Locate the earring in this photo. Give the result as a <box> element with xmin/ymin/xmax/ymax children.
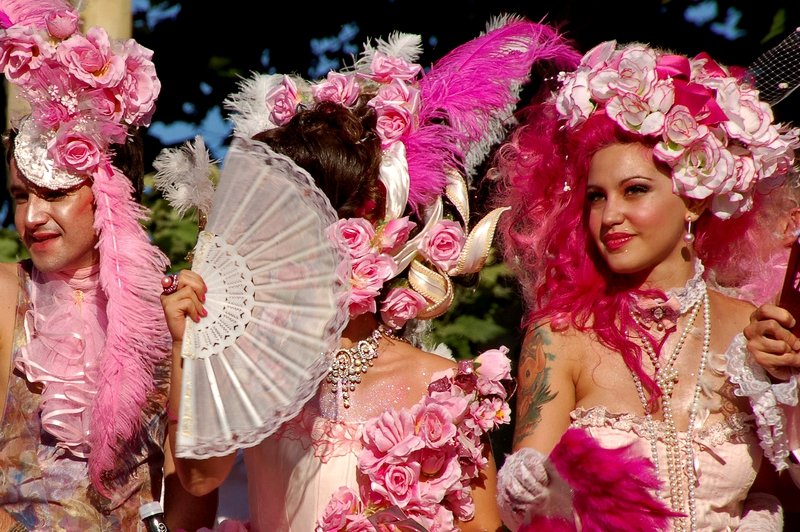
<box><xmin>684</xmin><ymin>216</ymin><xmax>695</xmax><ymax>245</ymax></box>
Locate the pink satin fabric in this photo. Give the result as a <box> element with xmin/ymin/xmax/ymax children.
<box><xmin>15</xmin><ymin>264</ymin><xmax>108</xmax><ymax>457</ymax></box>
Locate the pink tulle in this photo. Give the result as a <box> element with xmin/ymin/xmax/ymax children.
<box><xmin>88</xmin><ymin>161</ymin><xmax>170</xmax><ymax>493</ymax></box>
<box><xmin>547</xmin><ymin>427</ymin><xmax>679</xmax><ymax>532</ymax></box>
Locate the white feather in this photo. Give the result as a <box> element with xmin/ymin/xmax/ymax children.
<box><xmin>152</xmin><ymin>136</ymin><xmax>216</xmax><ymax>218</ymax></box>
<box><xmin>355</xmin><ymin>32</ymin><xmax>422</xmax><ymax>74</ymax></box>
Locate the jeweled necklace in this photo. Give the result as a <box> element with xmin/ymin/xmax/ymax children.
<box><xmin>629</xmin><ymin>279</ymin><xmax>710</xmax><ymax>532</ymax></box>
<box><xmin>327</xmin><ymin>325</ymin><xmax>399</xmax><ymax>408</ymax></box>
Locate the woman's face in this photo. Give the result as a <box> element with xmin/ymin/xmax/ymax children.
<box><xmin>586</xmin><ymin>143</ymin><xmax>692</xmax><ymax>280</ymax></box>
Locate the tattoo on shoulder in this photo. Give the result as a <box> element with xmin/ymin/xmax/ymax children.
<box><xmin>513</xmin><ymin>327</ymin><xmax>557</xmax><ymax>446</ymax></box>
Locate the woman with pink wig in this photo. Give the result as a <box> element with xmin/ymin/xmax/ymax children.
<box><xmin>492</xmin><ymin>39</ymin><xmax>800</xmax><ymax>531</ymax></box>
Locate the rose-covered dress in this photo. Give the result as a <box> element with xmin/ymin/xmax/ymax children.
<box><xmin>241</xmin><ymin>349</ymin><xmax>513</xmax><ymax>531</ymax></box>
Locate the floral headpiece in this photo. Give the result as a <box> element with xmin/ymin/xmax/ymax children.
<box><xmin>0</xmin><ymin>0</ymin><xmax>168</xmax><ymax>493</ymax></box>
<box><xmin>223</xmin><ymin>16</ymin><xmax>578</xmax><ymax>328</ymax></box>
<box><xmin>555</xmin><ymin>40</ymin><xmax>799</xmax><ymax>219</ymax></box>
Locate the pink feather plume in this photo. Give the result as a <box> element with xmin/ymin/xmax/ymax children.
<box><xmin>533</xmin><ymin>427</ymin><xmax>680</xmax><ymax>532</ymax></box>
<box><xmin>0</xmin><ymin>0</ymin><xmax>74</xmax><ymax>29</ymax></box>
<box><xmin>404</xmin><ymin>15</ymin><xmax>580</xmax><ymax>210</ymax></box>
<box><xmin>89</xmin><ymin>161</ymin><xmax>171</xmax><ymax>494</ymax></box>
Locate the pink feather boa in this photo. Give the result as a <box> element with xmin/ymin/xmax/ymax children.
<box><xmin>521</xmin><ymin>427</ymin><xmax>680</xmax><ymax>532</ymax></box>
<box><xmin>89</xmin><ymin>162</ymin><xmax>170</xmax><ymax>494</ymax></box>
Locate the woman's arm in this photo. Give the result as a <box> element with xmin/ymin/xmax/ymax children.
<box><xmin>512</xmin><ymin>324</ymin><xmax>577</xmax><ymax>453</ymax></box>
<box><xmin>162</xmin><ymin>270</ymin><xmax>237</xmax><ymax>496</ymax></box>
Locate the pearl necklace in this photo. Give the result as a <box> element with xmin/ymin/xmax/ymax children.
<box><xmin>326</xmin><ymin>325</ymin><xmax>398</xmax><ymax>408</ymax></box>
<box><xmin>629</xmin><ymin>288</ymin><xmax>710</xmax><ymax>532</ymax></box>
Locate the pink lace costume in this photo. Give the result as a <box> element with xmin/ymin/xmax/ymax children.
<box><xmin>240</xmin><ymin>349</ymin><xmax>513</xmax><ymax>532</ymax></box>
<box><xmin>570</xmin><ymin>407</ymin><xmax>759</xmax><ymax>530</ymax></box>
<box><xmin>0</xmin><ymin>263</ymin><xmax>169</xmax><ymax>531</ymax></box>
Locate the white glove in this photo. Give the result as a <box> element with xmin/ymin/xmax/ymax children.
<box><xmin>496</xmin><ymin>447</ymin><xmax>575</xmax><ymax>531</ymax></box>
<box><xmin>737</xmin><ymin>492</ymin><xmax>783</xmax><ymax>531</ymax></box>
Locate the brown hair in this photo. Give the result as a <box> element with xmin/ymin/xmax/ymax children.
<box><xmin>252</xmin><ymin>100</ymin><xmax>384</xmax><ymax>220</ymax></box>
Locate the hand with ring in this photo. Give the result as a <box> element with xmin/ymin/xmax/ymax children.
<box><xmin>160</xmin><ymin>271</ymin><xmax>207</xmax><ymax>342</ymax></box>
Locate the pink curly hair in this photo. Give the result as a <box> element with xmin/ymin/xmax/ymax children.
<box><xmin>492</xmin><ymin>102</ymin><xmax>794</xmax><ymax>400</ymax></box>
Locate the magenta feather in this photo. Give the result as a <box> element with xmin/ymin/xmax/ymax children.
<box><xmin>0</xmin><ymin>0</ymin><xmax>73</xmax><ymax>29</ymax></box>
<box><xmin>547</xmin><ymin>427</ymin><xmax>680</xmax><ymax>532</ymax></box>
<box><xmin>404</xmin><ymin>16</ymin><xmax>580</xmax><ymax>210</ymax></box>
<box><xmin>89</xmin><ymin>161</ymin><xmax>171</xmax><ymax>494</ymax></box>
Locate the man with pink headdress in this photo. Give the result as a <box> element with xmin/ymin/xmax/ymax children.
<box><xmin>0</xmin><ymin>2</ymin><xmax>177</xmax><ymax>530</ymax></box>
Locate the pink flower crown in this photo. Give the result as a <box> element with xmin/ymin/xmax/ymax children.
<box><xmin>555</xmin><ymin>40</ymin><xmax>799</xmax><ymax>219</ymax></box>
<box><xmin>225</xmin><ymin>17</ymin><xmax>579</xmax><ymax>327</ymax></box>
<box><xmin>0</xmin><ymin>1</ymin><xmax>160</xmax><ymax>189</ymax></box>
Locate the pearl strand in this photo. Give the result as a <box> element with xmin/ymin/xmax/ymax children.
<box><xmin>629</xmin><ymin>289</ymin><xmax>710</xmax><ymax>532</ymax></box>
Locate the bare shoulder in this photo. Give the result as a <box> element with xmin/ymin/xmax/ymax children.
<box><xmin>0</xmin><ymin>262</ymin><xmax>18</xmax><ymax>290</ymax></box>
<box><xmin>0</xmin><ymin>262</ymin><xmax>19</xmax><ymax>405</ymax></box>
<box><xmin>709</xmin><ymin>288</ymin><xmax>755</xmax><ymax>330</ymax></box>
<box><xmin>0</xmin><ymin>262</ymin><xmax>19</xmax><ymax>322</ymax></box>
<box><xmin>521</xmin><ymin>320</ymin><xmax>588</xmax><ymax>366</ymax></box>
<box><xmin>708</xmin><ymin>290</ymin><xmax>756</xmax><ymax>348</ymax></box>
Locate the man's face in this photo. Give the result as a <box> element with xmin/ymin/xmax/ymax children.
<box><xmin>9</xmin><ymin>157</ymin><xmax>99</xmax><ymax>272</ymax></box>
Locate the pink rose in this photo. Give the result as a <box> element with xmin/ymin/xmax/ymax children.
<box><xmin>374</xmin><ymin>79</ymin><xmax>420</xmax><ymax>109</ymax></box>
<box><xmin>420</xmin><ymin>220</ymin><xmax>465</xmax><ymax>273</ymax></box>
<box><xmin>376</xmin><ymin>217</ymin><xmax>416</xmax><ymax>253</ymax></box>
<box><xmin>607</xmin><ymin>46</ymin><xmax>658</xmax><ymax>98</ymax></box>
<box><xmin>351</xmin><ymin>253</ymin><xmax>395</xmax><ymax>293</ymax></box>
<box><xmin>83</xmin><ymin>88</ymin><xmax>124</xmax><ymax>123</ymax></box>
<box><xmin>372</xmin><ymin>462</ymin><xmax>420</xmax><ymax>508</ymax></box>
<box><xmin>669</xmin><ymin>133</ymin><xmax>735</xmax><ymax>200</ymax></box>
<box><xmin>369</xmin><ymin>51</ymin><xmax>422</xmax><ymax>82</ymax></box>
<box><xmin>373</xmin><ymin>101</ymin><xmax>414</xmax><ymax>146</ymax></box>
<box><xmin>265</xmin><ymin>75</ymin><xmax>301</xmax><ymax>126</ymax></box>
<box><xmin>311</xmin><ymin>71</ymin><xmax>360</xmax><ymax>107</ymax></box>
<box><xmin>57</xmin><ymin>27</ymin><xmax>125</xmax><ymax>88</ymax></box>
<box><xmin>475</xmin><ymin>347</ymin><xmax>511</xmax><ymax>393</ymax></box>
<box><xmin>445</xmin><ymin>485</ymin><xmax>475</xmax><ymax>521</ymax></box>
<box><xmin>32</xmin><ymin>99</ymin><xmax>73</xmax><ymax>130</ymax></box>
<box><xmin>654</xmin><ymin>105</ymin><xmax>709</xmax><ymax>162</ymax></box>
<box><xmin>119</xmin><ymin>39</ymin><xmax>160</xmax><ymax>126</ymax></box>
<box><xmin>605</xmin><ymin>85</ymin><xmax>670</xmax><ymax>136</ymax></box>
<box><xmin>579</xmin><ymin>40</ymin><xmax>618</xmax><ymax>70</ymax></box>
<box><xmin>417</xmin><ymin>449</ymin><xmax>462</xmax><ymax>504</ymax></box>
<box><xmin>0</xmin><ymin>28</ymin><xmax>52</xmax><ymax>84</ymax></box>
<box><xmin>555</xmin><ymin>68</ymin><xmax>593</xmax><ymax>127</ymax></box>
<box><xmin>328</xmin><ymin>218</ymin><xmax>376</xmax><ymax>258</ymax></box>
<box><xmin>411</xmin><ymin>402</ymin><xmax>456</xmax><ymax>448</ymax></box>
<box><xmin>317</xmin><ymin>486</ymin><xmax>362</xmax><ymax>531</ymax></box>
<box><xmin>360</xmin><ymin>409</ymin><xmax>424</xmax><ymax>471</ymax></box>
<box><xmin>380</xmin><ymin>288</ymin><xmax>426</xmax><ymax>329</ymax></box>
<box><xmin>348</xmin><ymin>287</ymin><xmax>378</xmax><ymax>318</ymax></box>
<box><xmin>50</xmin><ymin>129</ymin><xmax>103</xmax><ymax>174</ymax></box>
<box><xmin>45</xmin><ymin>9</ymin><xmax>79</xmax><ymax>40</ymax></box>
<box><xmin>718</xmin><ymin>82</ymin><xmax>777</xmax><ymax>147</ymax></box>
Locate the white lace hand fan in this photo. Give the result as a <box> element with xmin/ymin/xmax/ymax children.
<box><xmin>171</xmin><ymin>137</ymin><xmax>349</xmax><ymax>458</ymax></box>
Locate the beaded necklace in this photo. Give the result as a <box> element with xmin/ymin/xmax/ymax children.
<box><xmin>629</xmin><ymin>273</ymin><xmax>710</xmax><ymax>532</ymax></box>
<box><xmin>326</xmin><ymin>325</ymin><xmax>402</xmax><ymax>408</ymax></box>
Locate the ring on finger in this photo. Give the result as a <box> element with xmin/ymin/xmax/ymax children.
<box><xmin>161</xmin><ymin>273</ymin><xmax>179</xmax><ymax>295</ymax></box>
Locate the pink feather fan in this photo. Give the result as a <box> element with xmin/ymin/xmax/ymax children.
<box><xmin>404</xmin><ymin>15</ymin><xmax>580</xmax><ymax>210</ymax></box>
<box><xmin>521</xmin><ymin>427</ymin><xmax>680</xmax><ymax>532</ymax></box>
